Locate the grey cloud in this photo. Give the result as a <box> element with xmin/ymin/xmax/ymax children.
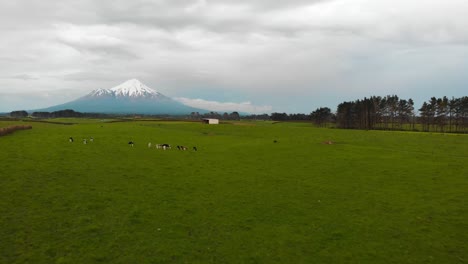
<box><xmin>61</xmin><ymin>71</ymin><xmax>119</xmax><ymax>82</ymax></box>
<box><xmin>1</xmin><ymin>0</ymin><xmax>468</xmax><ymax>113</ymax></box>
<box><xmin>55</xmin><ymin>25</ymin><xmax>140</xmax><ymax>60</ymax></box>
<box><xmin>174</xmin><ymin>97</ymin><xmax>273</xmax><ymax>114</ymax></box>
<box><xmin>2</xmin><ymin>0</ymin><xmax>467</xmax><ymax>44</ymax></box>
<box><xmin>15</xmin><ymin>74</ymin><xmax>39</xmax><ymax>80</ymax></box>
<box><xmin>216</xmin><ymin>0</ymin><xmax>330</xmax><ymax>10</ymax></box>
<box><xmin>0</xmin><ymin>0</ymin><xmax>97</xmax><ymax>29</ymax></box>
<box><xmin>73</xmin><ymin>44</ymin><xmax>140</xmax><ymax>60</ymax></box>
<box><xmin>3</xmin><ymin>74</ymin><xmax>39</xmax><ymax>81</ymax></box>
<box><xmin>90</xmin><ymin>0</ymin><xmax>330</xmax><ymax>34</ymax></box>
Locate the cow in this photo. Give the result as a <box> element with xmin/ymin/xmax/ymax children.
<box><xmin>69</xmin><ymin>137</ymin><xmax>74</xmax><ymax>143</ymax></box>
<box><xmin>148</xmin><ymin>142</ymin><xmax>152</xmax><ymax>148</ymax></box>
<box><xmin>128</xmin><ymin>141</ymin><xmax>134</xmax><ymax>147</ymax></box>
<box><xmin>156</xmin><ymin>143</ymin><xmax>170</xmax><ymax>150</ymax></box>
<box><xmin>162</xmin><ymin>144</ymin><xmax>170</xmax><ymax>150</ymax></box>
<box><xmin>193</xmin><ymin>146</ymin><xmax>197</xmax><ymax>151</ymax></box>
<box><xmin>83</xmin><ymin>139</ymin><xmax>87</xmax><ymax>144</ymax></box>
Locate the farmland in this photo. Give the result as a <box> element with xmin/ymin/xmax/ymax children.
<box><xmin>1</xmin><ymin>119</ymin><xmax>467</xmax><ymax>263</ymax></box>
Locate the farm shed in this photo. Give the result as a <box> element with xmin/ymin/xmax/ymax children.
<box><xmin>202</xmin><ymin>118</ymin><xmax>219</xmax><ymax>124</ymax></box>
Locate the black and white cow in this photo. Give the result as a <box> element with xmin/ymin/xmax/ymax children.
<box><xmin>161</xmin><ymin>143</ymin><xmax>170</xmax><ymax>150</ymax></box>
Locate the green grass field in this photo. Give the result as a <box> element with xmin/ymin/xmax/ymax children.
<box><xmin>1</xmin><ymin>119</ymin><xmax>467</xmax><ymax>263</ymax></box>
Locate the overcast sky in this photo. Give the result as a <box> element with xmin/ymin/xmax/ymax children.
<box><xmin>1</xmin><ymin>0</ymin><xmax>467</xmax><ymax>113</ymax></box>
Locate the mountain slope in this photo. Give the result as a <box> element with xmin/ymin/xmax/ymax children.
<box><xmin>35</xmin><ymin>79</ymin><xmax>208</xmax><ymax>115</ymax></box>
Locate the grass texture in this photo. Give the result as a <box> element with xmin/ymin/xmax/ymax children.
<box><xmin>0</xmin><ymin>119</ymin><xmax>467</xmax><ymax>263</ymax></box>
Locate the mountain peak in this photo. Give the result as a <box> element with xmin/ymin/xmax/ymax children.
<box><xmin>110</xmin><ymin>79</ymin><xmax>159</xmax><ymax>98</ymax></box>
<box><xmin>34</xmin><ymin>79</ymin><xmax>210</xmax><ymax>114</ymax></box>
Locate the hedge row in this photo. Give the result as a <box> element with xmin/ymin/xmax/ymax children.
<box><xmin>0</xmin><ymin>125</ymin><xmax>32</xmax><ymax>136</ymax></box>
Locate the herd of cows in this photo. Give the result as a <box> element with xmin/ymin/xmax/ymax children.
<box><xmin>68</xmin><ymin>137</ymin><xmax>198</xmax><ymax>151</ymax></box>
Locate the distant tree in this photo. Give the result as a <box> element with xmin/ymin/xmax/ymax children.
<box><xmin>334</xmin><ymin>94</ymin><xmax>465</xmax><ymax>133</ymax></box>
<box><xmin>51</xmin><ymin>109</ymin><xmax>82</xmax><ymax>118</ymax></box>
<box><xmin>242</xmin><ymin>114</ymin><xmax>270</xmax><ymax>120</ymax></box>
<box><xmin>452</xmin><ymin>97</ymin><xmax>464</xmax><ymax>132</ymax></box>
<box><xmin>203</xmin><ymin>112</ymin><xmax>221</xmax><ymax>119</ymax></box>
<box><xmin>418</xmin><ymin>102</ymin><xmax>430</xmax><ymax>131</ymax></box>
<box><xmin>458</xmin><ymin>96</ymin><xmax>468</xmax><ymax>133</ymax></box>
<box><xmin>229</xmin><ymin>112</ymin><xmax>240</xmax><ymax>120</ymax></box>
<box><xmin>32</xmin><ymin>112</ymin><xmax>51</xmax><ymax>118</ymax></box>
<box><xmin>408</xmin><ymin>99</ymin><xmax>415</xmax><ymax>130</ymax></box>
<box><xmin>435</xmin><ymin>96</ymin><xmax>449</xmax><ymax>132</ymax></box>
<box><xmin>310</xmin><ymin>107</ymin><xmax>332</xmax><ymax>127</ymax></box>
<box><xmin>336</xmin><ymin>95</ymin><xmax>414</xmax><ymax>130</ymax></box>
<box><xmin>270</xmin><ymin>112</ymin><xmax>288</xmax><ymax>121</ymax></box>
<box><xmin>448</xmin><ymin>97</ymin><xmax>458</xmax><ymax>132</ymax></box>
<box><xmin>10</xmin><ymin>110</ymin><xmax>28</xmax><ymax>118</ymax></box>
<box><xmin>288</xmin><ymin>113</ymin><xmax>310</xmax><ymax>121</ymax></box>
<box><xmin>190</xmin><ymin>112</ymin><xmax>200</xmax><ymax>120</ymax></box>
<box><xmin>428</xmin><ymin>97</ymin><xmax>438</xmax><ymax>131</ymax></box>
<box><xmin>396</xmin><ymin>99</ymin><xmax>415</xmax><ymax>129</ymax></box>
<box><xmin>336</xmin><ymin>102</ymin><xmax>356</xmax><ymax>129</ymax></box>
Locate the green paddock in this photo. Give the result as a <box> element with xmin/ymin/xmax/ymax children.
<box><xmin>1</xmin><ymin>119</ymin><xmax>467</xmax><ymax>263</ymax></box>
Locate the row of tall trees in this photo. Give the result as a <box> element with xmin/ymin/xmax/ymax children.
<box><xmin>9</xmin><ymin>109</ymin><xmax>106</xmax><ymax>118</ymax></box>
<box><xmin>335</xmin><ymin>95</ymin><xmax>467</xmax><ymax>132</ymax></box>
<box><xmin>31</xmin><ymin>109</ymin><xmax>84</xmax><ymax>118</ymax></box>
<box><xmin>10</xmin><ymin>110</ymin><xmax>29</xmax><ymax>118</ymax></box>
<box><xmin>336</xmin><ymin>95</ymin><xmax>414</xmax><ymax>130</ymax></box>
<box><xmin>310</xmin><ymin>107</ymin><xmax>333</xmax><ymax>127</ymax></box>
<box><xmin>419</xmin><ymin>96</ymin><xmax>468</xmax><ymax>132</ymax></box>
<box><xmin>270</xmin><ymin>113</ymin><xmax>311</xmax><ymax>121</ymax></box>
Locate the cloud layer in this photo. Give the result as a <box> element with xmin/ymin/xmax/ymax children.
<box><xmin>1</xmin><ymin>0</ymin><xmax>467</xmax><ymax>112</ymax></box>
<box><xmin>174</xmin><ymin>97</ymin><xmax>272</xmax><ymax>114</ymax></box>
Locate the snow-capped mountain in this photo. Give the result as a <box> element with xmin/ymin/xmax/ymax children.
<box><xmin>35</xmin><ymin>79</ymin><xmax>208</xmax><ymax>115</ymax></box>
<box><xmin>110</xmin><ymin>79</ymin><xmax>161</xmax><ymax>98</ymax></box>
<box><xmin>82</xmin><ymin>79</ymin><xmax>168</xmax><ymax>100</ymax></box>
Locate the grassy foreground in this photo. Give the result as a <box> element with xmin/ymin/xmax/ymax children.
<box><xmin>0</xmin><ymin>119</ymin><xmax>467</xmax><ymax>263</ymax></box>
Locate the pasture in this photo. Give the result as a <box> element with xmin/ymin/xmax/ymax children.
<box><xmin>0</xmin><ymin>119</ymin><xmax>467</xmax><ymax>263</ymax></box>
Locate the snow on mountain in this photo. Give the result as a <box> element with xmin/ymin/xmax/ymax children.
<box><xmin>34</xmin><ymin>79</ymin><xmax>209</xmax><ymax>115</ymax></box>
<box><xmin>84</xmin><ymin>79</ymin><xmax>167</xmax><ymax>99</ymax></box>
<box><xmin>87</xmin><ymin>88</ymin><xmax>114</xmax><ymax>97</ymax></box>
<box><xmin>109</xmin><ymin>79</ymin><xmax>161</xmax><ymax>98</ymax></box>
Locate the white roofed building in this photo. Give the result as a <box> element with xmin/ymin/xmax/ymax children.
<box><xmin>202</xmin><ymin>118</ymin><xmax>219</xmax><ymax>124</ymax></box>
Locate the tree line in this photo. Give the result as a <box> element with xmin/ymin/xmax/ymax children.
<box><xmin>334</xmin><ymin>95</ymin><xmax>467</xmax><ymax>133</ymax></box>
<box><xmin>418</xmin><ymin>96</ymin><xmax>468</xmax><ymax>132</ymax></box>
<box><xmin>8</xmin><ymin>95</ymin><xmax>468</xmax><ymax>133</ymax></box>
<box><xmin>10</xmin><ymin>109</ymin><xmax>108</xmax><ymax>119</ymax></box>
<box><xmin>189</xmin><ymin>111</ymin><xmax>241</xmax><ymax>120</ymax></box>
<box><xmin>335</xmin><ymin>95</ymin><xmax>415</xmax><ymax>130</ymax></box>
<box><xmin>253</xmin><ymin>95</ymin><xmax>467</xmax><ymax>133</ymax></box>
<box><xmin>9</xmin><ymin>109</ymin><xmax>243</xmax><ymax>120</ymax></box>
